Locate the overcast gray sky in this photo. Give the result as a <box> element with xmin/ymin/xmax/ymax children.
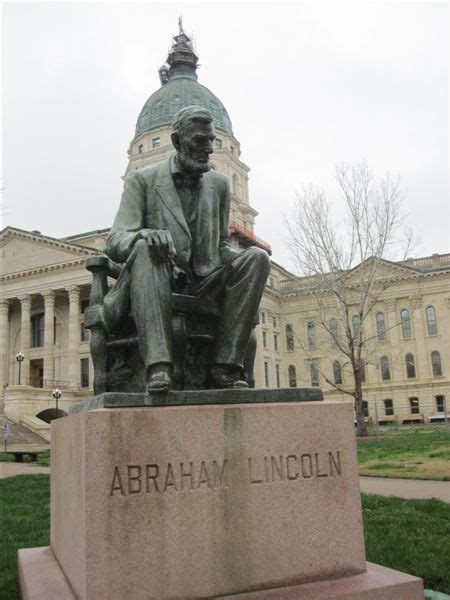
<box><xmin>2</xmin><ymin>2</ymin><xmax>448</xmax><ymax>268</ymax></box>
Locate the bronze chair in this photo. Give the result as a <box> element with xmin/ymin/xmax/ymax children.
<box><xmin>84</xmin><ymin>256</ymin><xmax>256</xmax><ymax>394</ymax></box>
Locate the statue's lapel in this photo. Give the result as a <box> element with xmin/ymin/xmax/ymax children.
<box><xmin>156</xmin><ymin>162</ymin><xmax>191</xmax><ymax>239</ymax></box>
<box><xmin>196</xmin><ymin>177</ymin><xmax>214</xmax><ymax>245</ymax></box>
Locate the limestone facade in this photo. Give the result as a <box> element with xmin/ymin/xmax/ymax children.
<box><xmin>2</xmin><ymin>223</ymin><xmax>448</xmax><ymax>427</ymax></box>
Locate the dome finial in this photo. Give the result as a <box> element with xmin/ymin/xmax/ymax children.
<box><xmin>178</xmin><ymin>15</ymin><xmax>184</xmax><ymax>36</ymax></box>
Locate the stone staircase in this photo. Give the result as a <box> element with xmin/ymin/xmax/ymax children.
<box><xmin>1</xmin><ymin>416</ymin><xmax>50</xmax><ymax>450</ymax></box>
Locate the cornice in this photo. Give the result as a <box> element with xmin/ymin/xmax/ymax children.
<box><xmin>0</xmin><ymin>227</ymin><xmax>99</xmax><ymax>255</ymax></box>
<box><xmin>1</xmin><ymin>258</ymin><xmax>89</xmax><ymax>281</ymax></box>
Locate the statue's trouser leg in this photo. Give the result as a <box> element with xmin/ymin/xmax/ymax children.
<box><xmin>129</xmin><ymin>239</ymin><xmax>172</xmax><ymax>369</ymax></box>
<box><xmin>212</xmin><ymin>247</ymin><xmax>270</xmax><ymax>369</ymax></box>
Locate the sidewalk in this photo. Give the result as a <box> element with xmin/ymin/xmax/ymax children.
<box><xmin>0</xmin><ymin>462</ymin><xmax>50</xmax><ymax>478</ymax></box>
<box><xmin>360</xmin><ymin>476</ymin><xmax>450</xmax><ymax>503</ymax></box>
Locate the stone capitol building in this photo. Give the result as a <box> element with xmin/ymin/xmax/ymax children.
<box><xmin>1</xmin><ymin>27</ymin><xmax>449</xmax><ymax>439</ymax></box>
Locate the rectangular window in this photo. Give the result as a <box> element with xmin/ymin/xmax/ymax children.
<box><xmin>264</xmin><ymin>362</ymin><xmax>269</xmax><ymax>387</ymax></box>
<box><xmin>30</xmin><ymin>313</ymin><xmax>45</xmax><ymax>348</ymax></box>
<box><xmin>274</xmin><ymin>334</ymin><xmax>278</xmax><ymax>351</ymax></box>
<box><xmin>276</xmin><ymin>364</ymin><xmax>280</xmax><ymax>388</ymax></box>
<box><xmin>80</xmin><ymin>299</ymin><xmax>90</xmax><ymax>314</ymax></box>
<box><xmin>152</xmin><ymin>138</ymin><xmax>160</xmax><ymax>149</ymax></box>
<box><xmin>80</xmin><ymin>321</ymin><xmax>89</xmax><ymax>342</ymax></box>
<box><xmin>80</xmin><ymin>358</ymin><xmax>90</xmax><ymax>389</ymax></box>
<box><xmin>273</xmin><ymin>316</ymin><xmax>277</xmax><ymax>328</ymax></box>
<box><xmin>138</xmin><ymin>144</ymin><xmax>144</xmax><ymax>154</ymax></box>
<box><xmin>263</xmin><ymin>331</ymin><xmax>267</xmax><ymax>348</ymax></box>
<box><xmin>384</xmin><ymin>399</ymin><xmax>394</xmax><ymax>416</ymax></box>
<box><xmin>409</xmin><ymin>397</ymin><xmax>420</xmax><ymax>415</ymax></box>
<box><xmin>214</xmin><ymin>138</ymin><xmax>222</xmax><ymax>149</ymax></box>
<box><xmin>261</xmin><ymin>311</ymin><xmax>265</xmax><ymax>324</ymax></box>
<box><xmin>435</xmin><ymin>395</ymin><xmax>445</xmax><ymax>413</ymax></box>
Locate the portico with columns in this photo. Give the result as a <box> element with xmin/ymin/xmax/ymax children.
<box><xmin>0</xmin><ymin>228</ymin><xmax>98</xmax><ymax>423</ymax></box>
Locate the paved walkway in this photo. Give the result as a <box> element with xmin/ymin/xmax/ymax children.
<box><xmin>0</xmin><ymin>462</ymin><xmax>50</xmax><ymax>478</ymax></box>
<box><xmin>360</xmin><ymin>476</ymin><xmax>450</xmax><ymax>502</ymax></box>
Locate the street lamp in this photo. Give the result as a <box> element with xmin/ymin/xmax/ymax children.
<box><xmin>52</xmin><ymin>387</ymin><xmax>62</xmax><ymax>419</ymax></box>
<box><xmin>15</xmin><ymin>351</ymin><xmax>24</xmax><ymax>385</ymax></box>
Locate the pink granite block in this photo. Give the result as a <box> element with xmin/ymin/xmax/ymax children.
<box><xmin>18</xmin><ymin>547</ymin><xmax>75</xmax><ymax>600</ymax></box>
<box><xmin>50</xmin><ymin>401</ymin><xmax>368</xmax><ymax>599</ymax></box>
<box><xmin>18</xmin><ymin>549</ymin><xmax>424</xmax><ymax>600</ymax></box>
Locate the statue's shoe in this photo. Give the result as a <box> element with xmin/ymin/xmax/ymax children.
<box><xmin>210</xmin><ymin>366</ymin><xmax>249</xmax><ymax>389</ymax></box>
<box><xmin>146</xmin><ymin>371</ymin><xmax>171</xmax><ymax>393</ymax></box>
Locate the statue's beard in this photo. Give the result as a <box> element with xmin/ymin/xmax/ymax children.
<box><xmin>178</xmin><ymin>147</ymin><xmax>211</xmax><ymax>175</ymax></box>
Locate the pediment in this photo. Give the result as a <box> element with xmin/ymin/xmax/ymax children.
<box><xmin>0</xmin><ymin>228</ymin><xmax>97</xmax><ymax>276</ymax></box>
<box><xmin>346</xmin><ymin>257</ymin><xmax>420</xmax><ymax>285</ymax></box>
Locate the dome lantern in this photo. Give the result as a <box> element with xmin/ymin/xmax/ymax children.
<box><xmin>134</xmin><ymin>20</ymin><xmax>233</xmax><ymax>138</ymax></box>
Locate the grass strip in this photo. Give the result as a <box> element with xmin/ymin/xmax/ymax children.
<box><xmin>358</xmin><ymin>427</ymin><xmax>450</xmax><ymax>480</ymax></box>
<box><xmin>363</xmin><ymin>493</ymin><xmax>450</xmax><ymax>594</ymax></box>
<box><xmin>0</xmin><ymin>475</ymin><xmax>50</xmax><ymax>600</ymax></box>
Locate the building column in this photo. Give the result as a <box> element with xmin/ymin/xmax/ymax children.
<box><xmin>0</xmin><ymin>299</ymin><xmax>10</xmax><ymax>412</ymax></box>
<box><xmin>43</xmin><ymin>290</ymin><xmax>55</xmax><ymax>386</ymax></box>
<box><xmin>67</xmin><ymin>286</ymin><xmax>80</xmax><ymax>389</ymax></box>
<box><xmin>19</xmin><ymin>295</ymin><xmax>31</xmax><ymax>385</ymax></box>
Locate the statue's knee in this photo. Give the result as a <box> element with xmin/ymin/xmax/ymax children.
<box><xmin>246</xmin><ymin>246</ymin><xmax>270</xmax><ymax>271</ymax></box>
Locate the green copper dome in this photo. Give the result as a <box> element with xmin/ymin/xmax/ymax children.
<box><xmin>134</xmin><ymin>27</ymin><xmax>233</xmax><ymax>138</ymax></box>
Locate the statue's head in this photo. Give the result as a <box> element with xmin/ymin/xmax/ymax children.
<box><xmin>171</xmin><ymin>106</ymin><xmax>215</xmax><ymax>174</ymax></box>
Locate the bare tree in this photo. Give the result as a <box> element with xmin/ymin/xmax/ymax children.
<box><xmin>286</xmin><ymin>161</ymin><xmax>412</xmax><ymax>436</ymax></box>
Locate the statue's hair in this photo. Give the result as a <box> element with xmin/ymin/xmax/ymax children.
<box><xmin>172</xmin><ymin>105</ymin><xmax>213</xmax><ymax>138</ymax></box>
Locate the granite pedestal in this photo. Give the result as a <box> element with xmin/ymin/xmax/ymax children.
<box><xmin>18</xmin><ymin>391</ymin><xmax>424</xmax><ymax>599</ymax></box>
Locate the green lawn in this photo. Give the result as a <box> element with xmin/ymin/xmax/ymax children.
<box><xmin>358</xmin><ymin>426</ymin><xmax>450</xmax><ymax>480</ymax></box>
<box><xmin>0</xmin><ymin>475</ymin><xmax>50</xmax><ymax>600</ymax></box>
<box><xmin>1</xmin><ymin>474</ymin><xmax>449</xmax><ymax>598</ymax></box>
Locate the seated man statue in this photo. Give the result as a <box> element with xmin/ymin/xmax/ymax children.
<box><xmin>106</xmin><ymin>105</ymin><xmax>270</xmax><ymax>392</ymax></box>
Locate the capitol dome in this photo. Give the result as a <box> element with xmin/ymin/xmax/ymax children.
<box><xmin>134</xmin><ymin>26</ymin><xmax>233</xmax><ymax>137</ymax></box>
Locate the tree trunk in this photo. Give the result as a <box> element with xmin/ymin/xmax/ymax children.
<box><xmin>354</xmin><ymin>376</ymin><xmax>368</xmax><ymax>437</ymax></box>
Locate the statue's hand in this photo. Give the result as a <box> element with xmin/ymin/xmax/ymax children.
<box><xmin>138</xmin><ymin>229</ymin><xmax>176</xmax><ymax>264</ymax></box>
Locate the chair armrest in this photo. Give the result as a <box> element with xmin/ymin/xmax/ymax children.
<box><xmin>85</xmin><ymin>256</ymin><xmax>122</xmax><ymax>307</ymax></box>
<box><xmin>85</xmin><ymin>256</ymin><xmax>122</xmax><ymax>279</ymax></box>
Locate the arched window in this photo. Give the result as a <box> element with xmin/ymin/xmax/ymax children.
<box><xmin>400</xmin><ymin>309</ymin><xmax>411</xmax><ymax>339</ymax></box>
<box><xmin>380</xmin><ymin>356</ymin><xmax>391</xmax><ymax>381</ymax></box>
<box><xmin>384</xmin><ymin>399</ymin><xmax>394</xmax><ymax>416</ymax></box>
<box><xmin>435</xmin><ymin>395</ymin><xmax>445</xmax><ymax>413</ymax></box>
<box><xmin>310</xmin><ymin>363</ymin><xmax>319</xmax><ymax>386</ymax></box>
<box><xmin>352</xmin><ymin>315</ymin><xmax>361</xmax><ymax>342</ymax></box>
<box><xmin>333</xmin><ymin>361</ymin><xmax>342</xmax><ymax>384</ymax></box>
<box><xmin>307</xmin><ymin>322</ymin><xmax>316</xmax><ymax>349</ymax></box>
<box><xmin>431</xmin><ymin>351</ymin><xmax>442</xmax><ymax>377</ymax></box>
<box><xmin>405</xmin><ymin>353</ymin><xmax>416</xmax><ymax>378</ymax></box>
<box><xmin>285</xmin><ymin>324</ymin><xmax>295</xmax><ymax>351</ymax></box>
<box><xmin>409</xmin><ymin>397</ymin><xmax>420</xmax><ymax>414</ymax></box>
<box><xmin>358</xmin><ymin>358</ymin><xmax>366</xmax><ymax>383</ymax></box>
<box><xmin>329</xmin><ymin>318</ymin><xmax>338</xmax><ymax>346</ymax></box>
<box><xmin>426</xmin><ymin>306</ymin><xmax>437</xmax><ymax>336</ymax></box>
<box><xmin>288</xmin><ymin>365</ymin><xmax>297</xmax><ymax>387</ymax></box>
<box><xmin>376</xmin><ymin>313</ymin><xmax>386</xmax><ymax>341</ymax></box>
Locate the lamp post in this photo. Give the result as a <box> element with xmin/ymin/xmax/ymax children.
<box><xmin>52</xmin><ymin>387</ymin><xmax>62</xmax><ymax>419</ymax></box>
<box><xmin>15</xmin><ymin>351</ymin><xmax>24</xmax><ymax>385</ymax></box>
